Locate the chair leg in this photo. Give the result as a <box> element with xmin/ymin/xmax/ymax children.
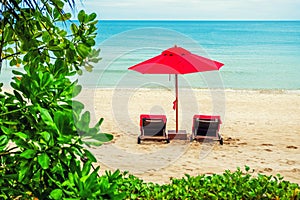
<box><xmin>190</xmin><ymin>134</ymin><xmax>194</xmax><ymax>142</ymax></box>
<box><xmin>219</xmin><ymin>137</ymin><xmax>223</xmax><ymax>145</ymax></box>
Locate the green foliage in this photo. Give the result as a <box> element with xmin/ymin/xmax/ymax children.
<box><xmin>109</xmin><ymin>167</ymin><xmax>300</xmax><ymax>200</ymax></box>
<box><xmin>0</xmin><ymin>1</ymin><xmax>99</xmax><ymax>73</ymax></box>
<box><xmin>0</xmin><ymin>0</ymin><xmax>115</xmax><ymax>199</ymax></box>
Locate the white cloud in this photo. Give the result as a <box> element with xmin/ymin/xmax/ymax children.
<box><xmin>69</xmin><ymin>0</ymin><xmax>300</xmax><ymax>20</ymax></box>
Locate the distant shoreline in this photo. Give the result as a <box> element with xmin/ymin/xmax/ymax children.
<box><xmin>99</xmin><ymin>19</ymin><xmax>300</xmax><ymax>22</ymax></box>
<box><xmin>73</xmin><ymin>86</ymin><xmax>300</xmax><ymax>93</ymax></box>
<box><xmin>2</xmin><ymin>86</ymin><xmax>300</xmax><ymax>94</ymax></box>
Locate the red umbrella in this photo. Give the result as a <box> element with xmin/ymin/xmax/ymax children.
<box><xmin>128</xmin><ymin>46</ymin><xmax>224</xmax><ymax>133</ymax></box>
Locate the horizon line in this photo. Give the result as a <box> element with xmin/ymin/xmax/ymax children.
<box><xmin>97</xmin><ymin>19</ymin><xmax>300</xmax><ymax>21</ymax></box>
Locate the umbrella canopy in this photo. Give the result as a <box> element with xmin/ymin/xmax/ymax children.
<box><xmin>128</xmin><ymin>46</ymin><xmax>224</xmax><ymax>74</ymax></box>
<box><xmin>128</xmin><ymin>46</ymin><xmax>224</xmax><ymax>132</ymax></box>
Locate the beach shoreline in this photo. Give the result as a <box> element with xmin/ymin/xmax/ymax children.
<box><xmin>72</xmin><ymin>87</ymin><xmax>300</xmax><ymax>184</ymax></box>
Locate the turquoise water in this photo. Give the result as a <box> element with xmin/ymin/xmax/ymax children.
<box><xmin>1</xmin><ymin>20</ymin><xmax>300</xmax><ymax>90</ymax></box>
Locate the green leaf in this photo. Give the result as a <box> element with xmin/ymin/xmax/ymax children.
<box><xmin>68</xmin><ymin>172</ymin><xmax>75</xmax><ymax>185</ymax></box>
<box><xmin>72</xmin><ymin>85</ymin><xmax>82</xmax><ymax>97</ymax></box>
<box><xmin>49</xmin><ymin>45</ymin><xmax>63</xmax><ymax>51</ymax></box>
<box><xmin>71</xmin><ymin>23</ymin><xmax>78</xmax><ymax>34</ymax></box>
<box><xmin>4</xmin><ymin>28</ymin><xmax>13</xmax><ymax>41</ymax></box>
<box><xmin>41</xmin><ymin>72</ymin><xmax>52</xmax><ymax>88</ymax></box>
<box><xmin>50</xmin><ymin>189</ymin><xmax>63</xmax><ymax>199</ymax></box>
<box><xmin>83</xmin><ymin>149</ymin><xmax>97</xmax><ymax>162</ymax></box>
<box><xmin>82</xmin><ymin>141</ymin><xmax>101</xmax><ymax>147</ymax></box>
<box><xmin>78</xmin><ymin>10</ymin><xmax>86</xmax><ymax>23</ymax></box>
<box><xmin>76</xmin><ymin>43</ymin><xmax>91</xmax><ymax>58</ymax></box>
<box><xmin>59</xmin><ymin>13</ymin><xmax>71</xmax><ymax>21</ymax></box>
<box><xmin>38</xmin><ymin>153</ymin><xmax>50</xmax><ymax>169</ymax></box>
<box><xmin>93</xmin><ymin>133</ymin><xmax>113</xmax><ymax>142</ymax></box>
<box><xmin>53</xmin><ymin>7</ymin><xmax>60</xmax><ymax>20</ymax></box>
<box><xmin>82</xmin><ymin>161</ymin><xmax>92</xmax><ymax>176</ymax></box>
<box><xmin>72</xmin><ymin>100</ymin><xmax>84</xmax><ymax>112</ymax></box>
<box><xmin>18</xmin><ymin>164</ymin><xmax>29</xmax><ymax>182</ymax></box>
<box><xmin>39</xmin><ymin>107</ymin><xmax>55</xmax><ymax>128</ymax></box>
<box><xmin>20</xmin><ymin>149</ymin><xmax>36</xmax><ymax>159</ymax></box>
<box><xmin>84</xmin><ymin>168</ymin><xmax>99</xmax><ymax>192</ymax></box>
<box><xmin>16</xmin><ymin>58</ymin><xmax>22</xmax><ymax>65</ymax></box>
<box><xmin>81</xmin><ymin>112</ymin><xmax>90</xmax><ymax>126</ymax></box>
<box><xmin>9</xmin><ymin>58</ymin><xmax>17</xmax><ymax>66</ymax></box>
<box><xmin>14</xmin><ymin>132</ymin><xmax>28</xmax><ymax>140</ymax></box>
<box><xmin>54</xmin><ymin>111</ymin><xmax>73</xmax><ymax>135</ymax></box>
<box><xmin>12</xmin><ymin>70</ymin><xmax>24</xmax><ymax>76</ymax></box>
<box><xmin>94</xmin><ymin>118</ymin><xmax>104</xmax><ymax>128</ymax></box>
<box><xmin>84</xmin><ymin>64</ymin><xmax>93</xmax><ymax>72</ymax></box>
<box><xmin>85</xmin><ymin>38</ymin><xmax>95</xmax><ymax>47</ymax></box>
<box><xmin>89</xmin><ymin>57</ymin><xmax>102</xmax><ymax>63</ymax></box>
<box><xmin>1</xmin><ymin>126</ymin><xmax>12</xmax><ymax>134</ymax></box>
<box><xmin>58</xmin><ymin>29</ymin><xmax>67</xmax><ymax>37</ymax></box>
<box><xmin>40</xmin><ymin>131</ymin><xmax>51</xmax><ymax>142</ymax></box>
<box><xmin>66</xmin><ymin>49</ymin><xmax>76</xmax><ymax>63</ymax></box>
<box><xmin>90</xmin><ymin>48</ymin><xmax>101</xmax><ymax>57</ymax></box>
<box><xmin>42</xmin><ymin>31</ymin><xmax>51</xmax><ymax>42</ymax></box>
<box><xmin>0</xmin><ymin>135</ymin><xmax>8</xmax><ymax>151</ymax></box>
<box><xmin>77</xmin><ymin>69</ymin><xmax>83</xmax><ymax>75</ymax></box>
<box><xmin>57</xmin><ymin>135</ymin><xmax>73</xmax><ymax>144</ymax></box>
<box><xmin>55</xmin><ymin>0</ymin><xmax>64</xmax><ymax>9</ymax></box>
<box><xmin>33</xmin><ymin>31</ymin><xmax>43</xmax><ymax>39</ymax></box>
<box><xmin>2</xmin><ymin>121</ymin><xmax>20</xmax><ymax>125</ymax></box>
<box><xmin>245</xmin><ymin>165</ymin><xmax>250</xmax><ymax>172</ymax></box>
<box><xmin>13</xmin><ymin>90</ymin><xmax>24</xmax><ymax>103</ymax></box>
<box><xmin>4</xmin><ymin>47</ymin><xmax>14</xmax><ymax>54</ymax></box>
<box><xmin>88</xmin><ymin>13</ymin><xmax>97</xmax><ymax>21</ymax></box>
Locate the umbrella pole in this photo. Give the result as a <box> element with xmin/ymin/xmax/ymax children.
<box><xmin>175</xmin><ymin>74</ymin><xmax>178</xmax><ymax>133</ymax></box>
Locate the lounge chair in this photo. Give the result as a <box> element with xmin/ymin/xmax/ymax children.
<box><xmin>191</xmin><ymin>115</ymin><xmax>223</xmax><ymax>145</ymax></box>
<box><xmin>138</xmin><ymin>114</ymin><xmax>169</xmax><ymax>144</ymax></box>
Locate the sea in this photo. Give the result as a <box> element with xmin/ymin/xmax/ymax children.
<box><xmin>1</xmin><ymin>20</ymin><xmax>300</xmax><ymax>90</ymax></box>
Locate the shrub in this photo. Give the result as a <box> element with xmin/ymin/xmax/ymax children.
<box><xmin>108</xmin><ymin>167</ymin><xmax>300</xmax><ymax>199</ymax></box>
<box><xmin>0</xmin><ymin>1</ymin><xmax>113</xmax><ymax>199</ymax></box>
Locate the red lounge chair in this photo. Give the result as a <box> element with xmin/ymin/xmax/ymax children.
<box><xmin>191</xmin><ymin>115</ymin><xmax>223</xmax><ymax>145</ymax></box>
<box><xmin>138</xmin><ymin>114</ymin><xmax>169</xmax><ymax>144</ymax></box>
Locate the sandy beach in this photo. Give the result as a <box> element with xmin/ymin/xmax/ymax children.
<box><xmin>76</xmin><ymin>88</ymin><xmax>300</xmax><ymax>184</ymax></box>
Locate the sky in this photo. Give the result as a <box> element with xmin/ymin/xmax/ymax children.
<box><xmin>70</xmin><ymin>0</ymin><xmax>300</xmax><ymax>20</ymax></box>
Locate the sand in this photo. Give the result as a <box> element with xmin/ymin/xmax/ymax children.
<box><xmin>76</xmin><ymin>88</ymin><xmax>300</xmax><ymax>184</ymax></box>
